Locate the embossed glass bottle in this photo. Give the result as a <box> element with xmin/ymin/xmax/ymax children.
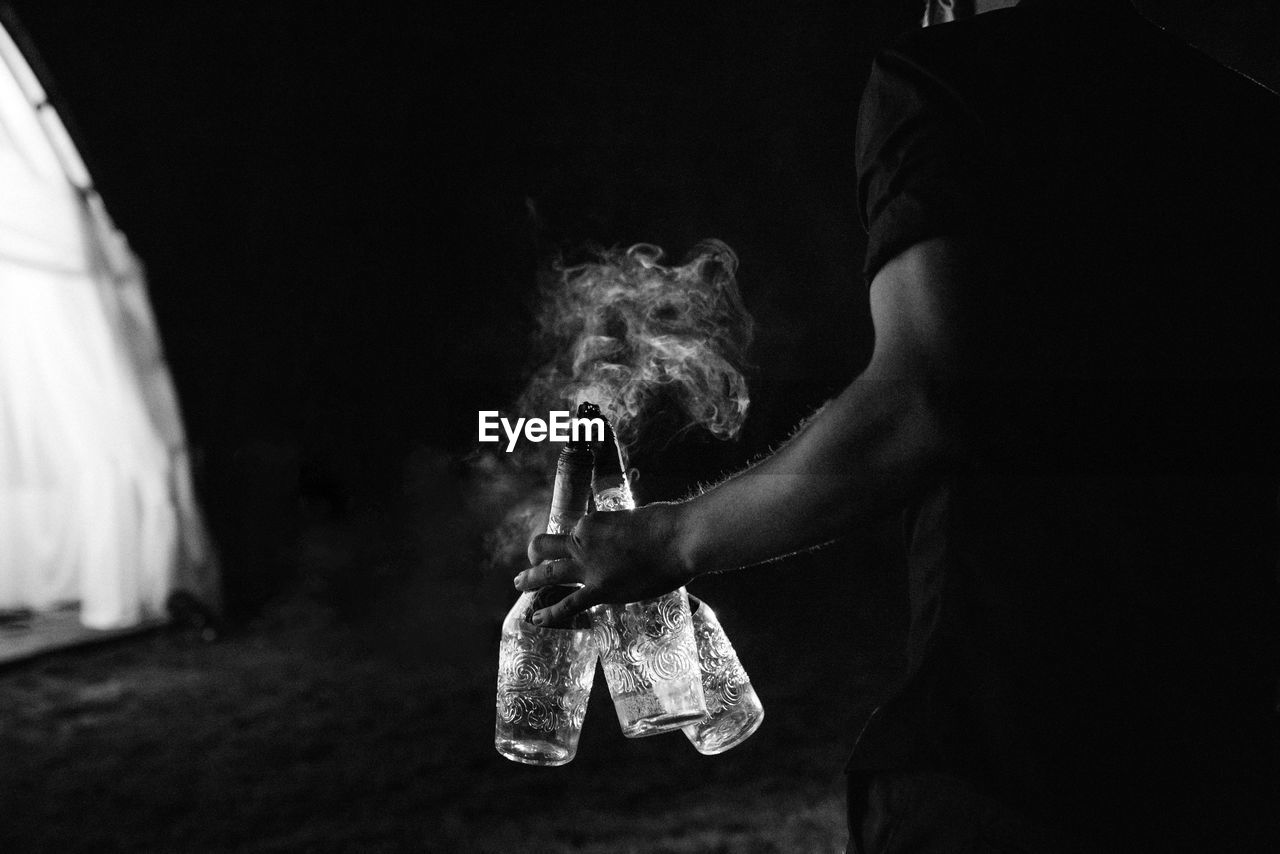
<box><xmin>494</xmin><ymin>438</ymin><xmax>598</xmax><ymax>766</ymax></box>
<box><xmin>682</xmin><ymin>595</ymin><xmax>764</xmax><ymax>754</ymax></box>
<box><xmin>588</xmin><ymin>411</ymin><xmax>707</xmax><ymax>737</ymax></box>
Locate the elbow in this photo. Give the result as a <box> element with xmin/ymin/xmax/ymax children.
<box><xmin>903</xmin><ymin>375</ymin><xmax>969</xmax><ymax>483</ymax></box>
<box><xmin>867</xmin><ymin>375</ymin><xmax>966</xmax><ymax>499</ymax></box>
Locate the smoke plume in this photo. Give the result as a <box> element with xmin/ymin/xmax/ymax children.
<box><xmin>475</xmin><ymin>240</ymin><xmax>754</xmax><ymax>584</ymax></box>
<box><xmin>520</xmin><ymin>240</ymin><xmax>754</xmax><ymax>449</ymax></box>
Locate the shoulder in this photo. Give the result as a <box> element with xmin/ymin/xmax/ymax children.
<box><xmin>866</xmin><ymin>9</ymin><xmax>1029</xmax><ymax>95</ymax></box>
<box><xmin>856</xmin><ymin>15</ymin><xmax>1025</xmax><ymax>165</ymax></box>
<box><xmin>857</xmin><ymin>10</ymin><xmax>1039</xmax><ymax>146</ymax></box>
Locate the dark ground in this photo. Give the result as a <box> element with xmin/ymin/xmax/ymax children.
<box><xmin>0</xmin><ymin>2</ymin><xmax>1277</xmax><ymax>852</ymax></box>
<box><xmin>0</xmin><ymin>528</ymin><xmax>906</xmax><ymax>853</ymax></box>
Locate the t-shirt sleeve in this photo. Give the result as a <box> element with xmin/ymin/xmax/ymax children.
<box><xmin>856</xmin><ymin>46</ymin><xmax>995</xmax><ymax>284</ymax></box>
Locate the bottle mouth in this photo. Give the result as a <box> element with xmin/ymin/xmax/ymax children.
<box><xmin>564</xmin><ymin>401</ymin><xmax>604</xmax><ymax>452</ymax></box>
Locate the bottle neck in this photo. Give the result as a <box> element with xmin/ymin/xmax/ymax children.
<box><xmin>548</xmin><ymin>445</ymin><xmax>593</xmax><ymax>534</ymax></box>
<box><xmin>591</xmin><ymin>420</ymin><xmax>631</xmax><ymax>510</ymax></box>
<box><xmin>593</xmin><ymin>479</ymin><xmax>635</xmax><ymax>512</ymax></box>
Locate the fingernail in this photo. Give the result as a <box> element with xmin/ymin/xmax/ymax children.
<box><xmin>531</xmin><ymin>611</ymin><xmax>545</xmax><ymax>625</ymax></box>
<box><xmin>513</xmin><ymin>572</ymin><xmax>524</xmax><ymax>588</ymax></box>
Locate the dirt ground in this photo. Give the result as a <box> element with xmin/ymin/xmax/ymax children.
<box><xmin>0</xmin><ymin>530</ymin><xmax>903</xmax><ymax>854</ymax></box>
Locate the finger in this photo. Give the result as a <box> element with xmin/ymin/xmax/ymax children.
<box><xmin>531</xmin><ymin>586</ymin><xmax>601</xmax><ymax>627</ymax></box>
<box><xmin>528</xmin><ymin>532</ymin><xmax>572</xmax><ymax>565</ymax></box>
<box><xmin>513</xmin><ymin>559</ymin><xmax>580</xmax><ymax>590</ymax></box>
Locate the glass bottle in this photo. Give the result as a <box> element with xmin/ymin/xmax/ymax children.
<box><xmin>586</xmin><ymin>408</ymin><xmax>707</xmax><ymax>737</ymax></box>
<box><xmin>682</xmin><ymin>594</ymin><xmax>764</xmax><ymax>754</ymax></box>
<box><xmin>494</xmin><ymin>436</ymin><xmax>598</xmax><ymax>766</ymax></box>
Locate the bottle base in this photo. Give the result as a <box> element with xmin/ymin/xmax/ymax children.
<box><xmin>494</xmin><ymin>737</ymin><xmax>576</xmax><ymax>766</ymax></box>
<box><xmin>684</xmin><ymin>704</ymin><xmax>764</xmax><ymax>755</ymax></box>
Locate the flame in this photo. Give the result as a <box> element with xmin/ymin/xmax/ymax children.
<box><xmin>520</xmin><ymin>240</ymin><xmax>754</xmax><ymax>447</ymax></box>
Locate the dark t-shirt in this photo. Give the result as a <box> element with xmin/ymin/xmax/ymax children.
<box><xmin>852</xmin><ymin>0</ymin><xmax>1280</xmax><ymax>845</ymax></box>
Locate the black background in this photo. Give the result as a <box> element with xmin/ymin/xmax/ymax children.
<box><xmin>5</xmin><ymin>1</ymin><xmax>1277</xmax><ymax>616</ymax></box>
<box><xmin>7</xmin><ymin>0</ymin><xmax>901</xmax><ymax>459</ymax></box>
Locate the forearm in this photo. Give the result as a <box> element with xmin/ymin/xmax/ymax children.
<box><xmin>673</xmin><ymin>240</ymin><xmax>969</xmax><ymax>579</ymax></box>
<box><xmin>674</xmin><ymin>370</ymin><xmax>951</xmax><ymax>578</ymax></box>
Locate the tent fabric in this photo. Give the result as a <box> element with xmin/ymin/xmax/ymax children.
<box><xmin>0</xmin><ymin>16</ymin><xmax>219</xmax><ymax>629</ymax></box>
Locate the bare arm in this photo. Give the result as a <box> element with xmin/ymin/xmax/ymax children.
<box><xmin>518</xmin><ymin>238</ymin><xmax>969</xmax><ymax>624</ymax></box>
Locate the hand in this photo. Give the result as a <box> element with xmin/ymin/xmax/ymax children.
<box><xmin>515</xmin><ymin>502</ymin><xmax>694</xmax><ymax>626</ymax></box>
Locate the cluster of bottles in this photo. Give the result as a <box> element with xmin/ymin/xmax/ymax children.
<box><xmin>494</xmin><ymin>404</ymin><xmax>764</xmax><ymax>766</ymax></box>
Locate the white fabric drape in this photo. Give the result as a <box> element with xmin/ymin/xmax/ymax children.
<box><xmin>0</xmin><ymin>22</ymin><xmax>218</xmax><ymax>629</ymax></box>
